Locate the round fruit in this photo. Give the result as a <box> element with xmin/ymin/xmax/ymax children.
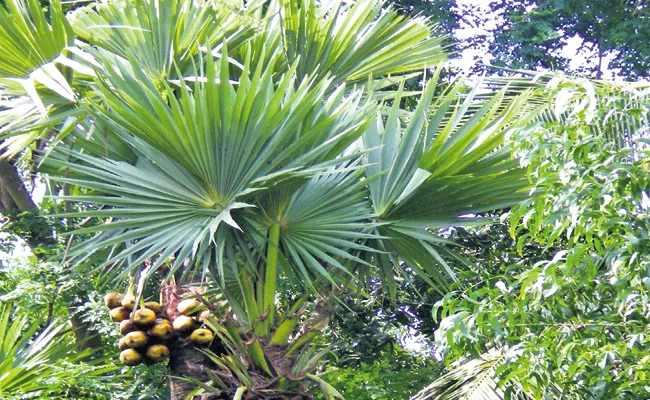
<box><xmin>120</xmin><ymin>320</ymin><xmax>137</xmax><ymax>336</ymax></box>
<box><xmin>198</xmin><ymin>310</ymin><xmax>211</xmax><ymax>322</ymax></box>
<box><xmin>118</xmin><ymin>337</ymin><xmax>129</xmax><ymax>351</ymax></box>
<box><xmin>124</xmin><ymin>331</ymin><xmax>149</xmax><ymax>348</ymax></box>
<box><xmin>121</xmin><ymin>294</ymin><xmax>136</xmax><ymax>310</ymax></box>
<box><xmin>120</xmin><ymin>348</ymin><xmax>143</xmax><ymax>366</ymax></box>
<box><xmin>133</xmin><ymin>308</ymin><xmax>156</xmax><ymax>326</ymax></box>
<box><xmin>189</xmin><ymin>328</ymin><xmax>213</xmax><ymax>345</ymax></box>
<box><xmin>145</xmin><ymin>344</ymin><xmax>170</xmax><ymax>363</ymax></box>
<box><xmin>144</xmin><ymin>301</ymin><xmax>162</xmax><ymax>314</ymax></box>
<box><xmin>177</xmin><ymin>298</ymin><xmax>202</xmax><ymax>316</ymax></box>
<box><xmin>110</xmin><ymin>307</ymin><xmax>130</xmax><ymax>323</ymax></box>
<box><xmin>104</xmin><ymin>292</ymin><xmax>123</xmax><ymax>309</ymax></box>
<box><xmin>172</xmin><ymin>315</ymin><xmax>195</xmax><ymax>332</ymax></box>
<box><xmin>149</xmin><ymin>320</ymin><xmax>174</xmax><ymax>340</ymax></box>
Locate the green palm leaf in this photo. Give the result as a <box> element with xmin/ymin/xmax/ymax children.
<box><xmin>46</xmin><ymin>46</ymin><xmax>373</xmax><ymax>284</ymax></box>
<box><xmin>0</xmin><ymin>0</ymin><xmax>80</xmax><ymax>159</ymax></box>
<box><xmin>279</xmin><ymin>0</ymin><xmax>448</xmax><ymax>86</ymax></box>
<box><xmin>0</xmin><ymin>0</ymin><xmax>73</xmax><ymax>78</ymax></box>
<box><xmin>68</xmin><ymin>0</ymin><xmax>253</xmax><ymax>80</ymax></box>
<box><xmin>410</xmin><ymin>351</ymin><xmax>520</xmax><ymax>400</ymax></box>
<box><xmin>410</xmin><ymin>350</ymin><xmax>565</xmax><ymax>400</ymax></box>
<box><xmin>362</xmin><ymin>73</ymin><xmax>542</xmax><ymax>293</ymax></box>
<box><xmin>254</xmin><ymin>164</ymin><xmax>377</xmax><ymax>286</ymax></box>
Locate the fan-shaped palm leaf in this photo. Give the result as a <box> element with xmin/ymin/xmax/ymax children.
<box><xmin>410</xmin><ymin>351</ymin><xmax>521</xmax><ymax>400</ymax></box>
<box><xmin>0</xmin><ymin>0</ymin><xmax>78</xmax><ymax>159</ymax></box>
<box><xmin>411</xmin><ymin>350</ymin><xmax>564</xmax><ymax>400</ymax></box>
<box><xmin>361</xmin><ymin>71</ymin><xmax>542</xmax><ymax>295</ymax></box>
<box><xmin>278</xmin><ymin>0</ymin><xmax>448</xmax><ymax>86</ymax></box>
<box><xmin>0</xmin><ymin>0</ymin><xmax>73</xmax><ymax>78</ymax></box>
<box><xmin>68</xmin><ymin>0</ymin><xmax>254</xmax><ymax>81</ymax></box>
<box><xmin>46</xmin><ymin>47</ymin><xmax>373</xmax><ymax>285</ymax></box>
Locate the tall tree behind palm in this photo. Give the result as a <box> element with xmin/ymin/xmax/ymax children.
<box><xmin>0</xmin><ymin>0</ymin><xmax>544</xmax><ymax>398</ymax></box>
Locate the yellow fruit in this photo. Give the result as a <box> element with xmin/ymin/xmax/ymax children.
<box><xmin>120</xmin><ymin>320</ymin><xmax>137</xmax><ymax>336</ymax></box>
<box><xmin>145</xmin><ymin>344</ymin><xmax>170</xmax><ymax>363</ymax></box>
<box><xmin>149</xmin><ymin>320</ymin><xmax>174</xmax><ymax>340</ymax></box>
<box><xmin>189</xmin><ymin>328</ymin><xmax>213</xmax><ymax>345</ymax></box>
<box><xmin>110</xmin><ymin>307</ymin><xmax>130</xmax><ymax>323</ymax></box>
<box><xmin>124</xmin><ymin>331</ymin><xmax>149</xmax><ymax>348</ymax></box>
<box><xmin>120</xmin><ymin>348</ymin><xmax>143</xmax><ymax>366</ymax></box>
<box><xmin>133</xmin><ymin>308</ymin><xmax>156</xmax><ymax>326</ymax></box>
<box><xmin>172</xmin><ymin>315</ymin><xmax>195</xmax><ymax>332</ymax></box>
<box><xmin>144</xmin><ymin>301</ymin><xmax>162</xmax><ymax>314</ymax></box>
<box><xmin>121</xmin><ymin>294</ymin><xmax>136</xmax><ymax>310</ymax></box>
<box><xmin>104</xmin><ymin>292</ymin><xmax>123</xmax><ymax>309</ymax></box>
<box><xmin>118</xmin><ymin>337</ymin><xmax>129</xmax><ymax>351</ymax></box>
<box><xmin>177</xmin><ymin>298</ymin><xmax>202</xmax><ymax>316</ymax></box>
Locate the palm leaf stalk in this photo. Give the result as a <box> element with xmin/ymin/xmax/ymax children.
<box><xmin>161</xmin><ymin>282</ymin><xmax>339</xmax><ymax>399</ymax></box>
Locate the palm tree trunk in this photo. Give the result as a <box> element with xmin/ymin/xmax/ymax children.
<box><xmin>163</xmin><ymin>283</ymin><xmax>226</xmax><ymax>400</ymax></box>
<box><xmin>0</xmin><ymin>158</ymin><xmax>38</xmax><ymax>210</ymax></box>
<box><xmin>168</xmin><ymin>342</ymin><xmax>223</xmax><ymax>400</ymax></box>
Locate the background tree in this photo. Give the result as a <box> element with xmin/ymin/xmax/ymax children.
<box><xmin>389</xmin><ymin>0</ymin><xmax>650</xmax><ymax>80</ymax></box>
<box><xmin>386</xmin><ymin>0</ymin><xmax>459</xmax><ymax>39</ymax></box>
<box><xmin>435</xmin><ymin>76</ymin><xmax>650</xmax><ymax>398</ymax></box>
<box><xmin>469</xmin><ymin>0</ymin><xmax>650</xmax><ymax>79</ymax></box>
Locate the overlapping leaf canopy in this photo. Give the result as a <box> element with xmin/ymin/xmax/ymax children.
<box><xmin>0</xmin><ymin>305</ymin><xmax>115</xmax><ymax>397</ymax></box>
<box><xmin>0</xmin><ymin>0</ymin><xmax>545</xmax><ymax>303</ymax></box>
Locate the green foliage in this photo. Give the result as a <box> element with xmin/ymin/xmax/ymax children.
<box><xmin>0</xmin><ymin>210</ymin><xmax>60</xmax><ymax>257</ymax></box>
<box><xmin>326</xmin><ymin>345</ymin><xmax>443</xmax><ymax>400</ymax></box>
<box><xmin>318</xmin><ymin>281</ymin><xmax>445</xmax><ymax>399</ymax></box>
<box><xmin>0</xmin><ymin>302</ymin><xmax>118</xmax><ymax>399</ymax></box>
<box><xmin>0</xmin><ymin>254</ymin><xmax>169</xmax><ymax>399</ymax></box>
<box><xmin>0</xmin><ymin>258</ymin><xmax>69</xmax><ymax>321</ymax></box>
<box><xmin>434</xmin><ymin>77</ymin><xmax>650</xmax><ymax>398</ymax></box>
<box><xmin>386</xmin><ymin>0</ymin><xmax>459</xmax><ymax>38</ymax></box>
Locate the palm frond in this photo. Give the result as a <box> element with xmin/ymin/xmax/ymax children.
<box><xmin>483</xmin><ymin>70</ymin><xmax>650</xmax><ymax>153</ymax></box>
<box><xmin>0</xmin><ymin>0</ymin><xmax>79</xmax><ymax>158</ymax></box>
<box><xmin>279</xmin><ymin>0</ymin><xmax>448</xmax><ymax>86</ymax></box>
<box><xmin>253</xmin><ymin>163</ymin><xmax>377</xmax><ymax>286</ymax></box>
<box><xmin>410</xmin><ymin>351</ymin><xmax>519</xmax><ymax>400</ymax></box>
<box><xmin>361</xmin><ymin>73</ymin><xmax>542</xmax><ymax>293</ymax></box>
<box><xmin>411</xmin><ymin>350</ymin><xmax>565</xmax><ymax>400</ymax></box>
<box><xmin>68</xmin><ymin>0</ymin><xmax>254</xmax><ymax>80</ymax></box>
<box><xmin>0</xmin><ymin>0</ymin><xmax>73</xmax><ymax>78</ymax></box>
<box><xmin>45</xmin><ymin>47</ymin><xmax>373</xmax><ymax>284</ymax></box>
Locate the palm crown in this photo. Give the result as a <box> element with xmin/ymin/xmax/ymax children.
<box><xmin>0</xmin><ymin>0</ymin><xmax>543</xmax><ymax>397</ymax></box>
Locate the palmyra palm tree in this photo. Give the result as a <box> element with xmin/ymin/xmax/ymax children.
<box><xmin>0</xmin><ymin>0</ymin><xmax>544</xmax><ymax>398</ymax></box>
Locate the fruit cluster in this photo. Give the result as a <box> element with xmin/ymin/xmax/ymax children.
<box><xmin>104</xmin><ymin>292</ymin><xmax>214</xmax><ymax>367</ymax></box>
